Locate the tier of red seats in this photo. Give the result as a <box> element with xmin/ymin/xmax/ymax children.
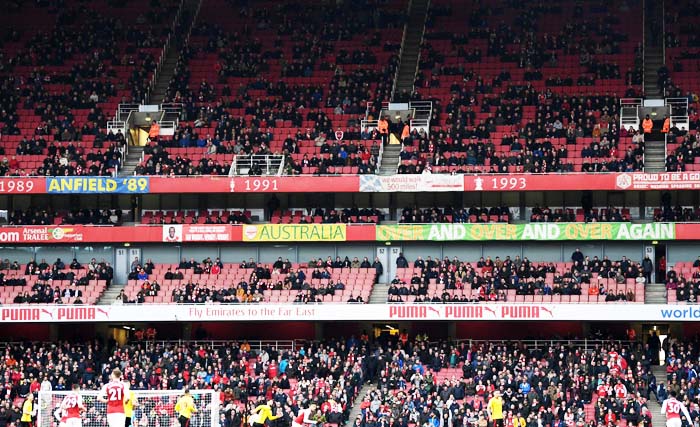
<box><xmin>124</xmin><ymin>265</ymin><xmax>374</xmax><ymax>304</ymax></box>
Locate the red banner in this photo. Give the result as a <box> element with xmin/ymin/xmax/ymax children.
<box><xmin>0</xmin><ymin>178</ymin><xmax>46</xmax><ymax>194</ymax></box>
<box><xmin>5</xmin><ymin>173</ymin><xmax>700</xmax><ymax>194</ymax></box>
<box><xmin>674</xmin><ymin>224</ymin><xmax>700</xmax><ymax>240</ymax></box>
<box><xmin>149</xmin><ymin>176</ymin><xmax>361</xmax><ymax>193</ymax></box>
<box><xmin>0</xmin><ymin>224</ymin><xmax>375</xmax><ymax>244</ymax></box>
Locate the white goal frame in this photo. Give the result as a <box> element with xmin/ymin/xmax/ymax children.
<box><xmin>38</xmin><ymin>390</ymin><xmax>220</xmax><ymax>427</ymax></box>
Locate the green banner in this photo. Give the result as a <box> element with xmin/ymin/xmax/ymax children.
<box><xmin>376</xmin><ymin>223</ymin><xmax>676</xmax><ymax>241</ymax></box>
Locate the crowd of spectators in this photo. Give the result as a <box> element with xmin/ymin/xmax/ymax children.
<box><xmin>399</xmin><ymin>207</ymin><xmax>511</xmax><ymax>224</ymax></box>
<box><xmin>666</xmin><ymin>132</ymin><xmax>699</xmax><ymax>172</ymax></box>
<box><xmin>397</xmin><ymin>92</ymin><xmax>644</xmax><ymax>175</ymax></box>
<box><xmin>142</xmin><ymin>0</ymin><xmax>401</xmax><ymax>177</ymax></box>
<box><xmin>2</xmin><ymin>257</ymin><xmax>113</xmax><ymax>304</ymax></box>
<box><xmin>666</xmin><ymin>257</ymin><xmax>700</xmax><ymax>303</ymax></box>
<box><xmin>273</xmin><ymin>207</ymin><xmax>383</xmax><ymax>225</ymax></box>
<box><xmin>530</xmin><ymin>207</ymin><xmax>629</xmax><ymax>223</ymax></box>
<box><xmin>0</xmin><ymin>0</ymin><xmax>181</xmax><ymax>177</ymax></box>
<box><xmin>0</xmin><ymin>338</ymin><xmax>368</xmax><ymax>427</ymax></box>
<box><xmin>352</xmin><ymin>337</ymin><xmax>671</xmax><ymax>427</ymax></box>
<box><xmin>387</xmin><ymin>250</ymin><xmax>652</xmax><ymax>303</ymax></box>
<box><xmin>118</xmin><ymin>256</ymin><xmax>380</xmax><ymax>305</ymax></box>
<box><xmin>6</xmin><ymin>208</ymin><xmax>123</xmax><ymax>226</ymax></box>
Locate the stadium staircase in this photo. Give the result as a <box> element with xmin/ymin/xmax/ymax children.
<box><xmin>391</xmin><ymin>0</ymin><xmax>430</xmax><ymax>98</ymax></box>
<box><xmin>643</xmin><ymin>0</ymin><xmax>664</xmax><ymax>98</ymax></box>
<box><xmin>97</xmin><ymin>286</ymin><xmax>125</xmax><ymax>305</ymax></box>
<box><xmin>369</xmin><ymin>283</ymin><xmax>390</xmax><ymax>303</ymax></box>
<box><xmin>644</xmin><ymin>138</ymin><xmax>666</xmax><ymax>172</ymax></box>
<box><xmin>644</xmin><ymin>283</ymin><xmax>667</xmax><ymax>304</ymax></box>
<box><xmin>345</xmin><ymin>384</ymin><xmax>374</xmax><ymax>425</ymax></box>
<box><xmin>378</xmin><ymin>145</ymin><xmax>402</xmax><ymax>175</ymax></box>
<box><xmin>115</xmin><ymin>0</ymin><xmax>200</xmax><ymax>177</ymax></box>
<box><xmin>649</xmin><ymin>365</ymin><xmax>666</xmax><ymax>427</ymax></box>
<box><xmin>119</xmin><ymin>146</ymin><xmax>145</xmax><ymax>176</ymax></box>
<box><xmin>149</xmin><ymin>0</ymin><xmax>201</xmax><ymax>105</ymax></box>
<box><xmin>640</xmin><ymin>0</ymin><xmax>666</xmax><ymax>172</ymax></box>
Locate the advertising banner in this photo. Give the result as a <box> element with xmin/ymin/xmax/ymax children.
<box><xmin>376</xmin><ymin>223</ymin><xmax>677</xmax><ymax>241</ymax></box>
<box><xmin>0</xmin><ymin>303</ymin><xmax>696</xmax><ymax>323</ymax></box>
<box><xmin>614</xmin><ymin>172</ymin><xmax>700</xmax><ymax>190</ymax></box>
<box><xmin>241</xmin><ymin>224</ymin><xmax>347</xmax><ymax>242</ymax></box>
<box><xmin>4</xmin><ymin>172</ymin><xmax>700</xmax><ymax>195</ymax></box>
<box><xmin>161</xmin><ymin>225</ymin><xmax>235</xmax><ymax>242</ymax></box>
<box><xmin>0</xmin><ymin>178</ymin><xmax>45</xmax><ymax>194</ymax></box>
<box><xmin>46</xmin><ymin>177</ymin><xmax>150</xmax><ymax>194</ymax></box>
<box><xmin>360</xmin><ymin>174</ymin><xmax>464</xmax><ymax>192</ymax></box>
<box><xmin>148</xmin><ymin>176</ymin><xmax>361</xmax><ymax>193</ymax></box>
<box><xmin>1</xmin><ymin>222</ymin><xmax>699</xmax><ymax>244</ymax></box>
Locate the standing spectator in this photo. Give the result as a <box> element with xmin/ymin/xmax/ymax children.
<box><xmin>396</xmin><ymin>253</ymin><xmax>408</xmax><ymax>268</ymax></box>
<box><xmin>658</xmin><ymin>256</ymin><xmax>667</xmax><ymax>282</ymax></box>
<box><xmin>377</xmin><ymin>116</ymin><xmax>389</xmax><ymax>145</ymax></box>
<box><xmin>148</xmin><ymin>120</ymin><xmax>160</xmax><ymax>142</ymax></box>
<box><xmin>571</xmin><ymin>248</ymin><xmax>584</xmax><ymax>264</ymax></box>
<box><xmin>372</xmin><ymin>257</ymin><xmax>384</xmax><ymax>283</ymax></box>
<box><xmin>642</xmin><ymin>256</ymin><xmax>654</xmax><ymax>284</ymax></box>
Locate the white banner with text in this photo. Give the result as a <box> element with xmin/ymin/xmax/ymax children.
<box><xmin>1</xmin><ymin>303</ymin><xmax>698</xmax><ymax>323</ymax></box>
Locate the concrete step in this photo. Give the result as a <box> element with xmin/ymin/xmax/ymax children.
<box><xmin>345</xmin><ymin>384</ymin><xmax>375</xmax><ymax>425</ymax></box>
<box><xmin>369</xmin><ymin>284</ymin><xmax>390</xmax><ymax>303</ymax></box>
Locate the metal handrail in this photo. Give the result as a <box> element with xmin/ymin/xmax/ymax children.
<box><xmin>642</xmin><ymin>0</ymin><xmax>646</xmax><ymax>95</ymax></box>
<box><xmin>391</xmin><ymin>0</ymin><xmax>412</xmax><ymax>100</ymax></box>
<box><xmin>154</xmin><ymin>339</ymin><xmax>296</xmax><ymax>352</ymax></box>
<box><xmin>448</xmin><ymin>338</ymin><xmax>633</xmax><ymax>353</ymax></box>
<box><xmin>662</xmin><ymin>0</ymin><xmax>666</xmax><ymax>66</ymax></box>
<box><xmin>230</xmin><ymin>154</ymin><xmax>285</xmax><ymax>176</ymax></box>
<box><xmin>411</xmin><ymin>0</ymin><xmax>431</xmax><ymax>98</ymax></box>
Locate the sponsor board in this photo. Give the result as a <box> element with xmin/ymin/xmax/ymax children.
<box><xmin>618</xmin><ymin>172</ymin><xmax>700</xmax><ymax>190</ymax></box>
<box><xmin>0</xmin><ymin>303</ymin><xmax>695</xmax><ymax>322</ymax></box>
<box><xmin>0</xmin><ymin>227</ymin><xmax>85</xmax><ymax>243</ymax></box>
<box><xmin>242</xmin><ymin>224</ymin><xmax>347</xmax><ymax>242</ymax></box>
<box><xmin>360</xmin><ymin>175</ymin><xmax>464</xmax><ymax>192</ymax></box>
<box><xmin>47</xmin><ymin>177</ymin><xmax>150</xmax><ymax>194</ymax></box>
<box><xmin>162</xmin><ymin>225</ymin><xmax>233</xmax><ymax>242</ymax></box>
<box><xmin>4</xmin><ymin>173</ymin><xmax>700</xmax><ymax>195</ymax></box>
<box><xmin>0</xmin><ymin>306</ymin><xmax>110</xmax><ymax>321</ymax></box>
<box><xmin>1</xmin><ymin>222</ymin><xmax>700</xmax><ymax>244</ymax></box>
<box><xmin>377</xmin><ymin>223</ymin><xmax>676</xmax><ymax>241</ymax></box>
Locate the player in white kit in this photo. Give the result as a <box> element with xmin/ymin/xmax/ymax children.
<box><xmin>661</xmin><ymin>390</ymin><xmax>692</xmax><ymax>427</ymax></box>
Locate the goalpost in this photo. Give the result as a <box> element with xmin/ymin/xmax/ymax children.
<box><xmin>38</xmin><ymin>390</ymin><xmax>220</xmax><ymax>427</ymax></box>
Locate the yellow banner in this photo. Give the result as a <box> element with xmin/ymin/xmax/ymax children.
<box><xmin>242</xmin><ymin>224</ymin><xmax>347</xmax><ymax>242</ymax></box>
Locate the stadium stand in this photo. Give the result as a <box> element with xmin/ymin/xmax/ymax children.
<box><xmin>389</xmin><ymin>254</ymin><xmax>648</xmax><ymax>303</ymax></box>
<box><xmin>9</xmin><ymin>205</ymin><xmax>700</xmax><ymax>225</ymax></box>
<box><xmin>394</xmin><ymin>0</ymin><xmax>644</xmax><ymax>174</ymax></box>
<box><xmin>136</xmin><ymin>0</ymin><xmax>408</xmax><ymax>175</ymax></box>
<box><xmin>122</xmin><ymin>259</ymin><xmax>375</xmax><ymax>304</ymax></box>
<box><xmin>353</xmin><ymin>340</ymin><xmax>660</xmax><ymax>427</ymax></box>
<box><xmin>0</xmin><ymin>0</ymin><xmax>181</xmax><ymax>176</ymax></box>
<box><xmin>0</xmin><ymin>339</ymin><xmax>364</xmax><ymax>427</ymax></box>
<box><xmin>666</xmin><ymin>260</ymin><xmax>700</xmax><ymax>303</ymax></box>
<box><xmin>0</xmin><ymin>337</ymin><xmax>683</xmax><ymax>427</ymax></box>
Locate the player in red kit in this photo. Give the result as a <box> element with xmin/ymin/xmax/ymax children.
<box><xmin>661</xmin><ymin>390</ymin><xmax>692</xmax><ymax>427</ymax></box>
<box><xmin>61</xmin><ymin>384</ymin><xmax>85</xmax><ymax>427</ymax></box>
<box><xmin>98</xmin><ymin>369</ymin><xmax>130</xmax><ymax>427</ymax></box>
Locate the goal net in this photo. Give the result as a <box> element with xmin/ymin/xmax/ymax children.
<box><xmin>38</xmin><ymin>390</ymin><xmax>220</xmax><ymax>427</ymax></box>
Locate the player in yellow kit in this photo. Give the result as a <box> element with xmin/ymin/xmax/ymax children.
<box><xmin>124</xmin><ymin>389</ymin><xmax>138</xmax><ymax>427</ymax></box>
<box><xmin>487</xmin><ymin>390</ymin><xmax>504</xmax><ymax>427</ymax></box>
<box><xmin>250</xmin><ymin>401</ymin><xmax>281</xmax><ymax>427</ymax></box>
<box><xmin>21</xmin><ymin>394</ymin><xmax>34</xmax><ymax>427</ymax></box>
<box><xmin>175</xmin><ymin>388</ymin><xmax>198</xmax><ymax>427</ymax></box>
